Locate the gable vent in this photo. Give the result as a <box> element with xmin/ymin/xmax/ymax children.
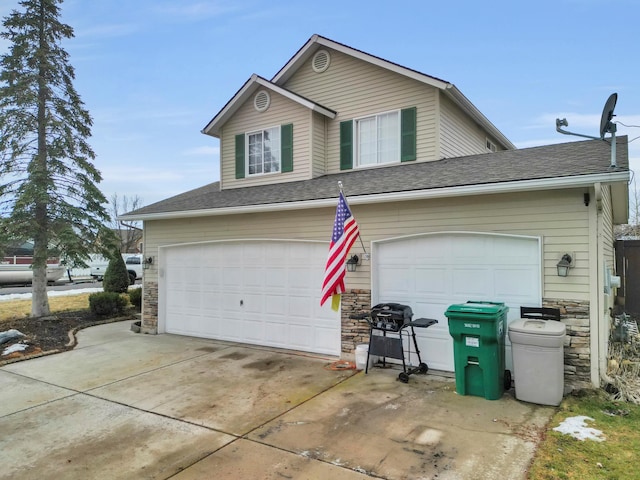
<box><xmin>254</xmin><ymin>90</ymin><xmax>270</xmax><ymax>112</ymax></box>
<box><xmin>312</xmin><ymin>49</ymin><xmax>330</xmax><ymax>73</ymax></box>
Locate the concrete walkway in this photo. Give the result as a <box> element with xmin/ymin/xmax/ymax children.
<box><xmin>0</xmin><ymin>321</ymin><xmax>555</xmax><ymax>479</ymax></box>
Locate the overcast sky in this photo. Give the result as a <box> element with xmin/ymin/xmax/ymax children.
<box><xmin>1</xmin><ymin>0</ymin><xmax>638</xmax><ymax>209</ymax></box>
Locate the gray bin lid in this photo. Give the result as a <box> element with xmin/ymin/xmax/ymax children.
<box><xmin>509</xmin><ymin>318</ymin><xmax>566</xmax><ymax>336</ymax></box>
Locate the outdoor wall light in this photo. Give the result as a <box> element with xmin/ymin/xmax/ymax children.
<box><xmin>346</xmin><ymin>255</ymin><xmax>359</xmax><ymax>272</ymax></box>
<box><xmin>143</xmin><ymin>256</ymin><xmax>153</xmax><ymax>270</ymax></box>
<box><xmin>556</xmin><ymin>254</ymin><xmax>573</xmax><ymax>277</ymax></box>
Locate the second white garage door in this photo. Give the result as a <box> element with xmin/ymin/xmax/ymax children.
<box><xmin>160</xmin><ymin>240</ymin><xmax>340</xmax><ymax>356</ymax></box>
<box><xmin>373</xmin><ymin>232</ymin><xmax>541</xmax><ymax>372</ymax></box>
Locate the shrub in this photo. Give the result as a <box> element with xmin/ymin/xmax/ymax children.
<box><xmin>89</xmin><ymin>292</ymin><xmax>127</xmax><ymax>316</ymax></box>
<box><xmin>128</xmin><ymin>287</ymin><xmax>142</xmax><ymax>311</ymax></box>
<box><xmin>103</xmin><ymin>253</ymin><xmax>129</xmax><ymax>293</ymax></box>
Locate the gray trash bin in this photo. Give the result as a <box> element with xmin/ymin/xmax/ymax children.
<box><xmin>508</xmin><ymin>318</ymin><xmax>566</xmax><ymax>406</ymax></box>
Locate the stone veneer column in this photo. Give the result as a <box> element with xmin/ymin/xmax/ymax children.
<box><xmin>141</xmin><ymin>281</ymin><xmax>159</xmax><ymax>334</ymax></box>
<box><xmin>340</xmin><ymin>289</ymin><xmax>372</xmax><ymax>354</ymax></box>
<box><xmin>542</xmin><ymin>299</ymin><xmax>591</xmax><ymax>390</ymax></box>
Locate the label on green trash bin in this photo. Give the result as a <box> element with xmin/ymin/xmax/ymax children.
<box><xmin>465</xmin><ymin>336</ymin><xmax>479</xmax><ymax>347</ymax></box>
<box><xmin>464</xmin><ymin>323</ymin><xmax>481</xmax><ymax>329</ymax></box>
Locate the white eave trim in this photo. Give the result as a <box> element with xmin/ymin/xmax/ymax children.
<box><xmin>202</xmin><ymin>74</ymin><xmax>336</xmax><ymax>137</ymax></box>
<box><xmin>119</xmin><ymin>171</ymin><xmax>629</xmax><ymax>222</ymax></box>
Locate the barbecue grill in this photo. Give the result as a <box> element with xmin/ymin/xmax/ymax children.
<box><xmin>353</xmin><ymin>303</ymin><xmax>438</xmax><ymax>383</ymax></box>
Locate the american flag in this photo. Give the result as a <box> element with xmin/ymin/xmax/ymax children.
<box><xmin>320</xmin><ymin>192</ymin><xmax>360</xmax><ymax>307</ymax></box>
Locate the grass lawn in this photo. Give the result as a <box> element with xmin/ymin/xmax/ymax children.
<box><xmin>0</xmin><ymin>293</ymin><xmax>91</xmax><ymax>323</ymax></box>
<box><xmin>528</xmin><ymin>390</ymin><xmax>640</xmax><ymax>479</ymax></box>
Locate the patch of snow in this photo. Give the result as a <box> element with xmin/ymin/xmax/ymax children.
<box><xmin>0</xmin><ymin>284</ymin><xmax>141</xmax><ymax>302</ymax></box>
<box><xmin>553</xmin><ymin>415</ymin><xmax>605</xmax><ymax>442</ymax></box>
<box><xmin>2</xmin><ymin>343</ymin><xmax>28</xmax><ymax>355</ymax></box>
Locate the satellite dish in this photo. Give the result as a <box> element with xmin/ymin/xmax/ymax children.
<box><xmin>599</xmin><ymin>93</ymin><xmax>617</xmax><ymax>139</ymax></box>
<box><xmin>555</xmin><ymin>93</ymin><xmax>619</xmax><ymax>167</ymax></box>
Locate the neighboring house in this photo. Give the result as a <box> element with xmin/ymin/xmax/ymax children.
<box><xmin>121</xmin><ymin>35</ymin><xmax>629</xmax><ymax>391</ymax></box>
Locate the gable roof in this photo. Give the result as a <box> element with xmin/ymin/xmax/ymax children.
<box><xmin>202</xmin><ymin>74</ymin><xmax>336</xmax><ymax>137</ymax></box>
<box><xmin>272</xmin><ymin>34</ymin><xmax>515</xmax><ymax>150</ymax></box>
<box><xmin>121</xmin><ymin>137</ymin><xmax>629</xmax><ymax>223</ymax></box>
<box><xmin>202</xmin><ymin>34</ymin><xmax>515</xmax><ymax>149</ymax></box>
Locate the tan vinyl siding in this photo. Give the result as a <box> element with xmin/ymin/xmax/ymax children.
<box><xmin>221</xmin><ymin>90</ymin><xmax>310</xmax><ymax>189</ymax></box>
<box><xmin>311</xmin><ymin>111</ymin><xmax>326</xmax><ymax>177</ymax></box>
<box><xmin>601</xmin><ymin>184</ymin><xmax>614</xmax><ymax>266</ymax></box>
<box><xmin>144</xmin><ymin>188</ymin><xmax>590</xmax><ymax>302</ymax></box>
<box><xmin>284</xmin><ymin>49</ymin><xmax>438</xmax><ymax>173</ymax></box>
<box><xmin>439</xmin><ymin>93</ymin><xmax>504</xmax><ymax>158</ymax></box>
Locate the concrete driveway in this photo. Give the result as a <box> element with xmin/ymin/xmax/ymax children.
<box><xmin>0</xmin><ymin>321</ymin><xmax>555</xmax><ymax>479</ymax></box>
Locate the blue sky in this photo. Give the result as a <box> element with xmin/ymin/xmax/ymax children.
<box><xmin>1</xmin><ymin>0</ymin><xmax>638</xmax><ymax>208</ymax></box>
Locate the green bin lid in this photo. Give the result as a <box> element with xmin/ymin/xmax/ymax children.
<box><xmin>445</xmin><ymin>301</ymin><xmax>508</xmax><ymax>316</ymax></box>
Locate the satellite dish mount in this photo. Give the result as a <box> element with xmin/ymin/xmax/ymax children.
<box><xmin>555</xmin><ymin>93</ymin><xmax>618</xmax><ymax>167</ymax></box>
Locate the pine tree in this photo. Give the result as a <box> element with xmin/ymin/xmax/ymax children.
<box><xmin>0</xmin><ymin>0</ymin><xmax>112</xmax><ymax>316</ymax></box>
<box><xmin>103</xmin><ymin>252</ymin><xmax>129</xmax><ymax>294</ymax></box>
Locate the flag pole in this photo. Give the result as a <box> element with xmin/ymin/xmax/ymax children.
<box><xmin>338</xmin><ymin>182</ymin><xmax>367</xmax><ymax>254</ymax></box>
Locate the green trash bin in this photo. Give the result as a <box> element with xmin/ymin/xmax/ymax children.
<box><xmin>445</xmin><ymin>301</ymin><xmax>510</xmax><ymax>400</ymax></box>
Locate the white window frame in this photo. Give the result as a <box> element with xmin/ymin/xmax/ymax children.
<box><xmin>486</xmin><ymin>138</ymin><xmax>497</xmax><ymax>152</ymax></box>
<box><xmin>354</xmin><ymin>110</ymin><xmax>401</xmax><ymax>167</ymax></box>
<box><xmin>246</xmin><ymin>125</ymin><xmax>281</xmax><ymax>176</ymax></box>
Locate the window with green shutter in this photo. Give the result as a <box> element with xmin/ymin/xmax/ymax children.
<box><xmin>349</xmin><ymin>107</ymin><xmax>416</xmax><ymax>167</ymax></box>
<box><xmin>234</xmin><ymin>124</ymin><xmax>293</xmax><ymax>177</ymax></box>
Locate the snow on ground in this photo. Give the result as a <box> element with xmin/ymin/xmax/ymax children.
<box><xmin>553</xmin><ymin>416</ymin><xmax>605</xmax><ymax>441</ymax></box>
<box><xmin>0</xmin><ymin>284</ymin><xmax>141</xmax><ymax>302</ymax></box>
<box><xmin>2</xmin><ymin>343</ymin><xmax>29</xmax><ymax>356</ymax></box>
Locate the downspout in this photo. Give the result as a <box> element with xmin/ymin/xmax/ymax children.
<box><xmin>588</xmin><ymin>183</ymin><xmax>601</xmax><ymax>387</ymax></box>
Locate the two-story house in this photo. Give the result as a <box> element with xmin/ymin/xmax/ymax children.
<box><xmin>122</xmin><ymin>35</ymin><xmax>629</xmax><ymax>391</ymax></box>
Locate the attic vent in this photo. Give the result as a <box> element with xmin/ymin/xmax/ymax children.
<box><xmin>312</xmin><ymin>49</ymin><xmax>330</xmax><ymax>73</ymax></box>
<box><xmin>254</xmin><ymin>90</ymin><xmax>270</xmax><ymax>112</ymax></box>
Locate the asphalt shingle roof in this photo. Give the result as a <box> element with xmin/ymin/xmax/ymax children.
<box><xmin>127</xmin><ymin>138</ymin><xmax>628</xmax><ymax>217</ymax></box>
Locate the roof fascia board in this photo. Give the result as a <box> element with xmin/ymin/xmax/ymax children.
<box><xmin>120</xmin><ymin>171</ymin><xmax>629</xmax><ymax>222</ymax></box>
<box><xmin>202</xmin><ymin>74</ymin><xmax>335</xmax><ymax>137</ymax></box>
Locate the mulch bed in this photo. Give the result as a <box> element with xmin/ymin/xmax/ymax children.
<box><xmin>0</xmin><ymin>310</ymin><xmax>137</xmax><ymax>363</ymax></box>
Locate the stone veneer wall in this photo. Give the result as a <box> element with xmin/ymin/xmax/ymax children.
<box><xmin>340</xmin><ymin>289</ymin><xmax>372</xmax><ymax>354</ymax></box>
<box><xmin>141</xmin><ymin>281</ymin><xmax>159</xmax><ymax>334</ymax></box>
<box><xmin>542</xmin><ymin>298</ymin><xmax>591</xmax><ymax>390</ymax></box>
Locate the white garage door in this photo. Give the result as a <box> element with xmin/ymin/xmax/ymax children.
<box><xmin>160</xmin><ymin>241</ymin><xmax>340</xmax><ymax>356</ymax></box>
<box><xmin>373</xmin><ymin>233</ymin><xmax>541</xmax><ymax>372</ymax></box>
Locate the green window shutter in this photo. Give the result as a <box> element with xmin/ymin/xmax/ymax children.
<box><xmin>281</xmin><ymin>123</ymin><xmax>293</xmax><ymax>172</ymax></box>
<box><xmin>235</xmin><ymin>133</ymin><xmax>245</xmax><ymax>179</ymax></box>
<box><xmin>401</xmin><ymin>107</ymin><xmax>417</xmax><ymax>162</ymax></box>
<box><xmin>340</xmin><ymin>120</ymin><xmax>353</xmax><ymax>170</ymax></box>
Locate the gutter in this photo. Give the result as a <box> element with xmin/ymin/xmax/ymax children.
<box><xmin>119</xmin><ymin>170</ymin><xmax>629</xmax><ymax>222</ymax></box>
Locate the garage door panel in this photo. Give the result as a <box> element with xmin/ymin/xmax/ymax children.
<box><xmin>265</xmin><ymin>295</ymin><xmax>286</xmax><ymax>315</ymax></box>
<box><xmin>202</xmin><ymin>266</ymin><xmax>221</xmax><ymax>287</ymax></box>
<box><xmin>375</xmin><ymin>234</ymin><xmax>541</xmax><ymax>372</ymax></box>
<box><xmin>415</xmin><ymin>267</ymin><xmax>448</xmax><ymax>295</ymax></box>
<box><xmin>265</xmin><ymin>268</ymin><xmax>286</xmax><ymax>289</ymax></box>
<box><xmin>163</xmin><ymin>241</ymin><xmax>340</xmax><ymax>356</ymax></box>
<box><xmin>243</xmin><ymin>268</ymin><xmax>265</xmax><ymax>289</ymax></box>
<box><xmin>493</xmin><ymin>268</ymin><xmax>539</xmax><ymax>298</ymax></box>
<box><xmin>451</xmin><ymin>268</ymin><xmax>491</xmax><ymax>297</ymax></box>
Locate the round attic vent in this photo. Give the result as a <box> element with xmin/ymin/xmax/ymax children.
<box><xmin>254</xmin><ymin>90</ymin><xmax>270</xmax><ymax>112</ymax></box>
<box><xmin>312</xmin><ymin>49</ymin><xmax>330</xmax><ymax>73</ymax></box>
